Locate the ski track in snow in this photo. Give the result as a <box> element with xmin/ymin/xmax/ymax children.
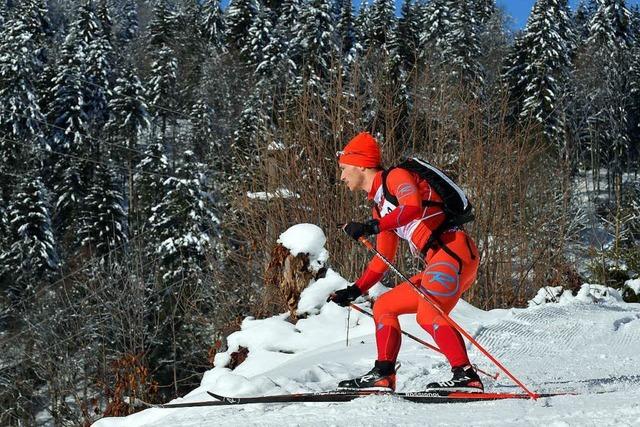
<box><xmin>94</xmin><ymin>299</ymin><xmax>640</xmax><ymax>427</ymax></box>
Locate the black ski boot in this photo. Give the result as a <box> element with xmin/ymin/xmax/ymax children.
<box><xmin>424</xmin><ymin>365</ymin><xmax>483</xmax><ymax>393</ymax></box>
<box><xmin>338</xmin><ymin>360</ymin><xmax>396</xmax><ymax>391</ymax></box>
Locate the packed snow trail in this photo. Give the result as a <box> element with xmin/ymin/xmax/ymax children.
<box><xmin>94</xmin><ymin>284</ymin><xmax>640</xmax><ymax>427</ymax></box>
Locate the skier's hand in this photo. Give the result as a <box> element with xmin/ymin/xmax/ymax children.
<box><xmin>342</xmin><ymin>220</ymin><xmax>380</xmax><ymax>241</ymax></box>
<box><xmin>327</xmin><ymin>284</ymin><xmax>362</xmax><ymax>307</ymax></box>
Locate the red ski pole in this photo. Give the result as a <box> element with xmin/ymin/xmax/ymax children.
<box><xmin>348</xmin><ymin>303</ymin><xmax>499</xmax><ymax>380</ymax></box>
<box><xmin>356</xmin><ymin>236</ymin><xmax>539</xmax><ymax>400</ymax></box>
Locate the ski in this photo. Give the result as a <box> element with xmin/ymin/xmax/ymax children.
<box><xmin>203</xmin><ymin>390</ymin><xmax>571</xmax><ymax>406</ymax></box>
<box><xmin>151</xmin><ymin>389</ymin><xmax>571</xmax><ymax>408</ymax></box>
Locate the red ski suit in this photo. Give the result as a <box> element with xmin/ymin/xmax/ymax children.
<box><xmin>354</xmin><ymin>168</ymin><xmax>480</xmax><ymax>369</ymax></box>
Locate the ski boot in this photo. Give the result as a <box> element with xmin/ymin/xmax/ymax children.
<box><xmin>338</xmin><ymin>360</ymin><xmax>396</xmax><ymax>391</ymax></box>
<box><xmin>424</xmin><ymin>365</ymin><xmax>484</xmax><ymax>393</ymax></box>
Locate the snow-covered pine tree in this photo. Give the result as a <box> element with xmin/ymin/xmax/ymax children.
<box><xmin>14</xmin><ymin>0</ymin><xmax>52</xmax><ymax>62</ymax></box>
<box><xmin>117</xmin><ymin>0</ymin><xmax>139</xmax><ymax>44</ymax></box>
<box><xmin>582</xmin><ymin>0</ymin><xmax>632</xmax><ymax>174</ymax></box>
<box><xmin>148</xmin><ymin>0</ymin><xmax>177</xmax><ymax>49</ymax></box>
<box><xmin>189</xmin><ymin>95</ymin><xmax>216</xmax><ymax>160</ymax></box>
<box><xmin>0</xmin><ymin>175</ymin><xmax>59</xmax><ymax>294</ymax></box>
<box><xmin>418</xmin><ymin>0</ymin><xmax>451</xmax><ymax>63</ymax></box>
<box><xmin>84</xmin><ymin>1</ymin><xmax>115</xmax><ymax>132</ymax></box>
<box><xmin>106</xmin><ymin>67</ymin><xmax>150</xmax><ymax>221</ymax></box>
<box><xmin>290</xmin><ymin>0</ymin><xmax>337</xmax><ymax>96</ymax></box>
<box><xmin>369</xmin><ymin>0</ymin><xmax>396</xmax><ymax>50</ymax></box>
<box><xmin>510</xmin><ymin>0</ymin><xmax>574</xmax><ymax>146</ymax></box>
<box><xmin>574</xmin><ymin>1</ymin><xmax>597</xmax><ymax>41</ymax></box>
<box><xmin>97</xmin><ymin>0</ymin><xmax>113</xmax><ymax>42</ymax></box>
<box><xmin>201</xmin><ymin>0</ymin><xmax>225</xmax><ymax>50</ymax></box>
<box><xmin>396</xmin><ymin>0</ymin><xmax>421</xmax><ymax>69</ymax></box>
<box><xmin>49</xmin><ymin>28</ymin><xmax>90</xmax><ymax>154</ymax></box>
<box><xmin>106</xmin><ymin>68</ymin><xmax>150</xmax><ymax>162</ymax></box>
<box><xmin>475</xmin><ymin>0</ymin><xmax>496</xmax><ymax>25</ymax></box>
<box><xmin>255</xmin><ymin>8</ymin><xmax>296</xmax><ymax>90</ymax></box>
<box><xmin>261</xmin><ymin>0</ymin><xmax>299</xmax><ymax>84</ymax></box>
<box><xmin>149</xmin><ymin>150</ymin><xmax>218</xmax><ymax>284</ymax></box>
<box><xmin>147</xmin><ymin>1</ymin><xmax>179</xmax><ymax>152</ymax></box>
<box><xmin>134</xmin><ymin>142</ymin><xmax>170</xmax><ymax>229</ymax></box>
<box><xmin>337</xmin><ymin>0</ymin><xmax>357</xmax><ymax>62</ymax></box>
<box><xmin>440</xmin><ymin>0</ymin><xmax>485</xmax><ymax>96</ymax></box>
<box><xmin>147</xmin><ymin>45</ymin><xmax>178</xmax><ymax>143</ymax></box>
<box><xmin>243</xmin><ymin>5</ymin><xmax>274</xmax><ymax>71</ymax></box>
<box><xmin>0</xmin><ymin>13</ymin><xmax>46</xmax><ymax>163</ymax></box>
<box><xmin>628</xmin><ymin>6</ymin><xmax>640</xmax><ymax>149</ymax></box>
<box><xmin>78</xmin><ymin>163</ymin><xmax>128</xmax><ymax>258</ymax></box>
<box><xmin>225</xmin><ymin>0</ymin><xmax>258</xmax><ymax>61</ymax></box>
<box><xmin>354</xmin><ymin>2</ymin><xmax>372</xmax><ymax>52</ymax></box>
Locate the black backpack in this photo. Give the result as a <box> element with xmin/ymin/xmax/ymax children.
<box><xmin>381</xmin><ymin>157</ymin><xmax>475</xmax><ymax>229</ymax></box>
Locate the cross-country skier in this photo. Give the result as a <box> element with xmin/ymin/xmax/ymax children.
<box><xmin>328</xmin><ymin>132</ymin><xmax>483</xmax><ymax>393</ymax></box>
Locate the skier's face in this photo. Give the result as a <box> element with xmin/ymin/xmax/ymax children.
<box><xmin>339</xmin><ymin>163</ymin><xmax>366</xmax><ymax>192</ymax></box>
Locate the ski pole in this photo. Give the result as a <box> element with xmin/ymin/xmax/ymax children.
<box><xmin>349</xmin><ymin>303</ymin><xmax>499</xmax><ymax>380</ymax></box>
<box><xmin>355</xmin><ymin>236</ymin><xmax>539</xmax><ymax>400</ymax></box>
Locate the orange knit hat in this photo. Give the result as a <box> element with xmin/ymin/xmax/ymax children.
<box><xmin>338</xmin><ymin>132</ymin><xmax>381</xmax><ymax>168</ymax></box>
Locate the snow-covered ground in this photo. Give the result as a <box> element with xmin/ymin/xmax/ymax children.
<box><xmin>95</xmin><ymin>225</ymin><xmax>640</xmax><ymax>427</ymax></box>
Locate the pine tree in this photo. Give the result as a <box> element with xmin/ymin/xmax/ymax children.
<box><xmin>201</xmin><ymin>0</ymin><xmax>225</xmax><ymax>50</ymax></box>
<box><xmin>243</xmin><ymin>6</ymin><xmax>274</xmax><ymax>70</ymax></box>
<box><xmin>225</xmin><ymin>0</ymin><xmax>258</xmax><ymax>60</ymax></box>
<box><xmin>0</xmin><ymin>175</ymin><xmax>59</xmax><ymax>291</ymax></box>
<box><xmin>97</xmin><ymin>0</ymin><xmax>113</xmax><ymax>42</ymax></box>
<box><xmin>440</xmin><ymin>0</ymin><xmax>484</xmax><ymax>95</ymax></box>
<box><xmin>147</xmin><ymin>2</ymin><xmax>179</xmax><ymax>150</ymax></box>
<box><xmin>189</xmin><ymin>95</ymin><xmax>216</xmax><ymax>160</ymax></box>
<box><xmin>260</xmin><ymin>0</ymin><xmax>299</xmax><ymax>85</ymax></box>
<box><xmin>49</xmin><ymin>29</ymin><xmax>90</xmax><ymax>153</ymax></box>
<box><xmin>368</xmin><ymin>0</ymin><xmax>396</xmax><ymax>49</ymax></box>
<box><xmin>134</xmin><ymin>142</ymin><xmax>170</xmax><ymax>228</ymax></box>
<box><xmin>149</xmin><ymin>150</ymin><xmax>218</xmax><ymax>284</ymax></box>
<box><xmin>419</xmin><ymin>0</ymin><xmax>451</xmax><ymax>63</ymax></box>
<box><xmin>148</xmin><ymin>0</ymin><xmax>177</xmax><ymax>49</ymax></box>
<box><xmin>396</xmin><ymin>0</ymin><xmax>421</xmax><ymax>69</ymax></box>
<box><xmin>106</xmin><ymin>67</ymin><xmax>150</xmax><ymax>220</ymax></box>
<box><xmin>0</xmin><ymin>14</ymin><xmax>46</xmax><ymax>163</ymax></box>
<box><xmin>118</xmin><ymin>0</ymin><xmax>139</xmax><ymax>43</ymax></box>
<box><xmin>337</xmin><ymin>0</ymin><xmax>357</xmax><ymax>62</ymax></box>
<box><xmin>581</xmin><ymin>0</ymin><xmax>632</xmax><ymax>173</ymax></box>
<box><xmin>49</xmin><ymin>1</ymin><xmax>112</xmax><ymax>152</ymax></box>
<box><xmin>85</xmin><ymin>4</ymin><xmax>114</xmax><ymax>131</ymax></box>
<box><xmin>290</xmin><ymin>0</ymin><xmax>337</xmax><ymax>95</ymax></box>
<box><xmin>15</xmin><ymin>0</ymin><xmax>52</xmax><ymax>62</ymax></box>
<box><xmin>354</xmin><ymin>2</ymin><xmax>373</xmax><ymax>52</ymax></box>
<box><xmin>506</xmin><ymin>0</ymin><xmax>574</xmax><ymax>145</ymax></box>
<box><xmin>78</xmin><ymin>164</ymin><xmax>128</xmax><ymax>257</ymax></box>
<box><xmin>106</xmin><ymin>68</ymin><xmax>150</xmax><ymax>160</ymax></box>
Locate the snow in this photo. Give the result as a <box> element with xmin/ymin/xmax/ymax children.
<box><xmin>246</xmin><ymin>188</ymin><xmax>300</xmax><ymax>200</ymax></box>
<box><xmin>277</xmin><ymin>223</ymin><xmax>329</xmax><ymax>272</ymax></box>
<box><xmin>94</xmin><ymin>224</ymin><xmax>640</xmax><ymax>427</ymax></box>
<box><xmin>625</xmin><ymin>279</ymin><xmax>640</xmax><ymax>295</ymax></box>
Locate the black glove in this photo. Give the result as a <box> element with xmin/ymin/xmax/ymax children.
<box><xmin>327</xmin><ymin>284</ymin><xmax>362</xmax><ymax>307</ymax></box>
<box><xmin>342</xmin><ymin>219</ymin><xmax>380</xmax><ymax>241</ymax></box>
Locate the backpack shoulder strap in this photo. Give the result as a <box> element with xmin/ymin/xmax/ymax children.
<box><xmin>380</xmin><ymin>167</ymin><xmax>397</xmax><ymax>206</ymax></box>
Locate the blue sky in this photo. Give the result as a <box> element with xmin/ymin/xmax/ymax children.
<box><xmin>498</xmin><ymin>0</ymin><xmax>640</xmax><ymax>29</ymax></box>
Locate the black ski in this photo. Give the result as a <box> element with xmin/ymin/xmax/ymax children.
<box><xmin>203</xmin><ymin>390</ymin><xmax>569</xmax><ymax>406</ymax></box>
<box><xmin>151</xmin><ymin>389</ymin><xmax>570</xmax><ymax>408</ymax></box>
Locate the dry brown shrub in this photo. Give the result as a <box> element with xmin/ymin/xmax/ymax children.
<box><xmin>223</xmin><ymin>55</ymin><xmax>574</xmax><ymax>311</ymax></box>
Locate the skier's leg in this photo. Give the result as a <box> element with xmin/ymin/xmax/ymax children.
<box><xmin>372</xmin><ymin>275</ymin><xmax>421</xmax><ymax>363</ymax></box>
<box><xmin>416</xmin><ymin>231</ymin><xmax>483</xmax><ymax>391</ymax></box>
